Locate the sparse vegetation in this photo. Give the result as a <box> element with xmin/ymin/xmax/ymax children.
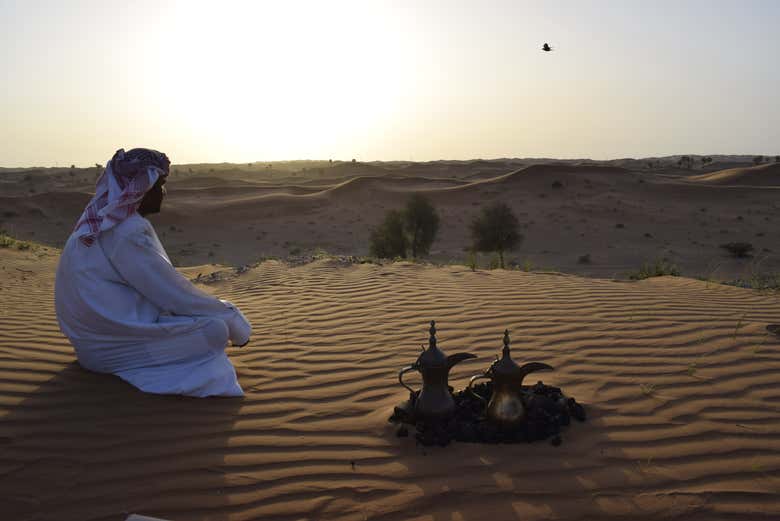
<box><xmin>677</xmin><ymin>156</ymin><xmax>693</xmax><ymax>169</ymax></box>
<box><xmin>551</xmin><ymin>180</ymin><xmax>563</xmax><ymax>189</ymax></box>
<box><xmin>640</xmin><ymin>383</ymin><xmax>657</xmax><ymax>396</ymax></box>
<box><xmin>470</xmin><ymin>202</ymin><xmax>522</xmax><ymax>269</ymax></box>
<box><xmin>720</xmin><ymin>242</ymin><xmax>754</xmax><ymax>258</ymax></box>
<box><xmin>628</xmin><ymin>258</ymin><xmax>680</xmax><ymax>280</ymax></box>
<box><xmin>723</xmin><ymin>273</ymin><xmax>780</xmax><ymax>291</ymax></box>
<box><xmin>578</xmin><ymin>254</ymin><xmax>591</xmax><ymax>264</ymax></box>
<box><xmin>467</xmin><ymin>249</ymin><xmax>477</xmax><ymax>271</ymax></box>
<box><xmin>368</xmin><ymin>195</ymin><xmax>439</xmax><ymax>260</ymax></box>
<box><xmin>369</xmin><ymin>209</ymin><xmax>407</xmax><ymax>258</ymax></box>
<box><xmin>0</xmin><ymin>231</ymin><xmax>34</xmax><ymax>251</ymax></box>
<box><xmin>753</xmin><ymin>155</ymin><xmax>764</xmax><ymax>166</ymax></box>
<box><xmin>404</xmin><ymin>194</ymin><xmax>439</xmax><ymax>258</ymax></box>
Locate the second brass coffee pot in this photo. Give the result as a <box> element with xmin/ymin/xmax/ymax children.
<box><xmin>468</xmin><ymin>329</ymin><xmax>553</xmax><ymax>426</ymax></box>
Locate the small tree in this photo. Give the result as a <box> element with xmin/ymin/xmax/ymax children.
<box><xmin>720</xmin><ymin>242</ymin><xmax>754</xmax><ymax>258</ymax></box>
<box><xmin>470</xmin><ymin>202</ymin><xmax>522</xmax><ymax>269</ymax></box>
<box><xmin>404</xmin><ymin>194</ymin><xmax>439</xmax><ymax>258</ymax></box>
<box><xmin>369</xmin><ymin>210</ymin><xmax>407</xmax><ymax>258</ymax></box>
<box><xmin>677</xmin><ymin>156</ymin><xmax>692</xmax><ymax>170</ymax></box>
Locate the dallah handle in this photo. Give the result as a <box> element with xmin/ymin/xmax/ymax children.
<box><xmin>398</xmin><ymin>365</ymin><xmax>419</xmax><ymax>394</ymax></box>
<box><xmin>467</xmin><ymin>373</ymin><xmax>491</xmax><ymax>404</ymax></box>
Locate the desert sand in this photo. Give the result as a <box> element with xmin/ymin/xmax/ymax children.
<box><xmin>1</xmin><ymin>158</ymin><xmax>779</xmax><ymax>520</ymax></box>
<box><xmin>2</xmin><ymin>158</ymin><xmax>779</xmax><ymax>279</ymax></box>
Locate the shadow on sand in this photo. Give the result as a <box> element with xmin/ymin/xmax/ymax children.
<box><xmin>0</xmin><ymin>362</ymin><xmax>242</xmax><ymax>521</ymax></box>
<box><xmin>380</xmin><ymin>404</ymin><xmax>663</xmax><ymax>521</ymax></box>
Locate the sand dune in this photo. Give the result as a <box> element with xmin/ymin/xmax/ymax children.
<box><xmin>1</xmin><ymin>246</ymin><xmax>779</xmax><ymax>520</ymax></box>
<box><xmin>688</xmin><ymin>163</ymin><xmax>780</xmax><ymax>186</ymax></box>
<box><xmin>2</xmin><ymin>160</ymin><xmax>779</xmax><ymax>275</ymax></box>
<box><xmin>318</xmin><ymin>176</ymin><xmax>469</xmax><ymax>197</ymax></box>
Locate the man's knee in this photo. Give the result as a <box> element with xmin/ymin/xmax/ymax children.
<box><xmin>202</xmin><ymin>318</ymin><xmax>230</xmax><ymax>349</ymax></box>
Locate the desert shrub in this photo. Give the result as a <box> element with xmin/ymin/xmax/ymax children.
<box><xmin>720</xmin><ymin>242</ymin><xmax>754</xmax><ymax>258</ymax></box>
<box><xmin>404</xmin><ymin>194</ymin><xmax>439</xmax><ymax>258</ymax></box>
<box><xmin>628</xmin><ymin>259</ymin><xmax>680</xmax><ymax>280</ymax></box>
<box><xmin>470</xmin><ymin>202</ymin><xmax>521</xmax><ymax>269</ymax></box>
<box><xmin>753</xmin><ymin>156</ymin><xmax>764</xmax><ymax>166</ymax></box>
<box><xmin>467</xmin><ymin>249</ymin><xmax>477</xmax><ymax>271</ymax></box>
<box><xmin>0</xmin><ymin>232</ymin><xmax>33</xmax><ymax>251</ymax></box>
<box><xmin>551</xmin><ymin>180</ymin><xmax>563</xmax><ymax>189</ymax></box>
<box><xmin>677</xmin><ymin>156</ymin><xmax>693</xmax><ymax>169</ymax></box>
<box><xmin>724</xmin><ymin>273</ymin><xmax>780</xmax><ymax>291</ymax></box>
<box><xmin>369</xmin><ymin>195</ymin><xmax>439</xmax><ymax>260</ymax></box>
<box><xmin>578</xmin><ymin>254</ymin><xmax>591</xmax><ymax>264</ymax></box>
<box><xmin>369</xmin><ymin>209</ymin><xmax>407</xmax><ymax>258</ymax></box>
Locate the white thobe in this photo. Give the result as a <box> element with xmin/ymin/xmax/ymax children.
<box><xmin>55</xmin><ymin>213</ymin><xmax>251</xmax><ymax>397</ymax></box>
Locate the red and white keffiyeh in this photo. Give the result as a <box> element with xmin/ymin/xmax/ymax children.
<box><xmin>73</xmin><ymin>148</ymin><xmax>170</xmax><ymax>246</ymax></box>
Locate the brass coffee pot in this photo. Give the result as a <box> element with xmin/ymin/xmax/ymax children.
<box><xmin>398</xmin><ymin>321</ymin><xmax>477</xmax><ymax>421</ymax></box>
<box><xmin>467</xmin><ymin>329</ymin><xmax>553</xmax><ymax>425</ymax></box>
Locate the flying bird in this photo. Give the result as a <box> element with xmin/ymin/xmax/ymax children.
<box><xmin>542</xmin><ymin>43</ymin><xmax>553</xmax><ymax>52</ymax></box>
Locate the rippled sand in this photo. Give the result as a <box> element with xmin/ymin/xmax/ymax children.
<box><xmin>1</xmin><ymin>247</ymin><xmax>779</xmax><ymax>520</ymax></box>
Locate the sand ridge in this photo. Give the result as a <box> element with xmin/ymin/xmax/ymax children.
<box><xmin>2</xmin><ymin>160</ymin><xmax>779</xmax><ymax>279</ymax></box>
<box><xmin>1</xmin><ymin>247</ymin><xmax>779</xmax><ymax>520</ymax></box>
<box><xmin>688</xmin><ymin>163</ymin><xmax>780</xmax><ymax>187</ymax></box>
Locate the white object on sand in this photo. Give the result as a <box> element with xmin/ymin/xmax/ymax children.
<box><xmin>55</xmin><ymin>213</ymin><xmax>251</xmax><ymax>397</ymax></box>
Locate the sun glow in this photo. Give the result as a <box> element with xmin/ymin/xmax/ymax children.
<box><xmin>2</xmin><ymin>1</ymin><xmax>779</xmax><ymax>166</ymax></box>
<box><xmin>153</xmin><ymin>1</ymin><xmax>412</xmax><ymax>162</ymax></box>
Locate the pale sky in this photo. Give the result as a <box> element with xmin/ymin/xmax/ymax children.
<box><xmin>1</xmin><ymin>0</ymin><xmax>779</xmax><ymax>167</ymax></box>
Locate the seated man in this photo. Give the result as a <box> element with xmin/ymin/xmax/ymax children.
<box><xmin>55</xmin><ymin>148</ymin><xmax>251</xmax><ymax>397</ymax></box>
